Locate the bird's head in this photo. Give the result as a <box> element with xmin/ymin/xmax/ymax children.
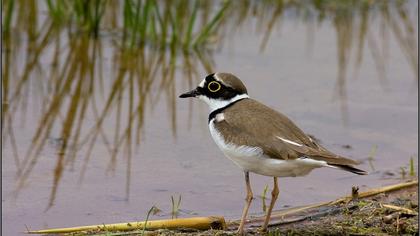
<box><xmin>179</xmin><ymin>73</ymin><xmax>249</xmax><ymax>111</ymax></box>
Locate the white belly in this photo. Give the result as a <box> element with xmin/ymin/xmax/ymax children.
<box><xmin>208</xmin><ymin>120</ymin><xmax>328</xmax><ymax>177</ymax></box>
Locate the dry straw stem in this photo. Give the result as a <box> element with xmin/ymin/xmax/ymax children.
<box><xmin>329</xmin><ymin>180</ymin><xmax>419</xmax><ymax>205</ymax></box>
<box><xmin>26</xmin><ymin>216</ymin><xmax>226</xmax><ymax>234</ymax></box>
<box><xmin>381</xmin><ymin>203</ymin><xmax>418</xmax><ymax>215</ymax></box>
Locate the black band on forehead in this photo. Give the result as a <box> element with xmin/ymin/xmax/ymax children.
<box><xmin>200</xmin><ymin>73</ymin><xmax>246</xmax><ymax>101</ymax></box>
<box><xmin>205</xmin><ymin>73</ymin><xmax>216</xmax><ymax>83</ymax></box>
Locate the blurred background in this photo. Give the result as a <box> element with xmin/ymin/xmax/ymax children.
<box><xmin>2</xmin><ymin>0</ymin><xmax>418</xmax><ymax>235</ymax></box>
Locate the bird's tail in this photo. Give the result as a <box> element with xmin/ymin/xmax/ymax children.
<box><xmin>328</xmin><ymin>164</ymin><xmax>368</xmax><ymax>175</ymax></box>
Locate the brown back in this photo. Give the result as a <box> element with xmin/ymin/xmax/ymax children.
<box><xmin>214</xmin><ymin>99</ymin><xmax>358</xmax><ymax>165</ymax></box>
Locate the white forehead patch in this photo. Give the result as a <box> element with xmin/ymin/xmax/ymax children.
<box><xmin>198</xmin><ymin>79</ymin><xmax>206</xmax><ymax>88</ymax></box>
<box><xmin>214</xmin><ymin>73</ymin><xmax>222</xmax><ymax>82</ymax></box>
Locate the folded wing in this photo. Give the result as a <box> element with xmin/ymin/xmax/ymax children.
<box><xmin>218</xmin><ymin>99</ymin><xmax>366</xmax><ymax>174</ymax></box>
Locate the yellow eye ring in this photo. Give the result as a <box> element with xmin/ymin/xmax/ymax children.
<box><xmin>208</xmin><ymin>81</ymin><xmax>221</xmax><ymax>92</ymax></box>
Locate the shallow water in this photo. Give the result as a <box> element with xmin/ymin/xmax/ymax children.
<box><xmin>2</xmin><ymin>1</ymin><xmax>418</xmax><ymax>235</ymax></box>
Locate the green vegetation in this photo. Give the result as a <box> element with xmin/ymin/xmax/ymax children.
<box><xmin>142</xmin><ymin>206</ymin><xmax>158</xmax><ymax>235</ymax></box>
<box><xmin>367</xmin><ymin>145</ymin><xmax>378</xmax><ymax>171</ymax></box>
<box><xmin>2</xmin><ymin>0</ymin><xmax>230</xmax><ymax>50</ymax></box>
<box><xmin>261</xmin><ymin>185</ymin><xmax>269</xmax><ymax>213</ymax></box>
<box><xmin>400</xmin><ymin>156</ymin><xmax>417</xmax><ymax>180</ymax></box>
<box><xmin>409</xmin><ymin>156</ymin><xmax>416</xmax><ymax>177</ymax></box>
<box><xmin>171</xmin><ymin>195</ymin><xmax>182</xmax><ymax>219</ymax></box>
<box><xmin>401</xmin><ymin>166</ymin><xmax>407</xmax><ymax>179</ymax></box>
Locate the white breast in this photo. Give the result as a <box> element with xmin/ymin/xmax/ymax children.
<box><xmin>208</xmin><ymin>119</ymin><xmax>328</xmax><ymax>177</ymax></box>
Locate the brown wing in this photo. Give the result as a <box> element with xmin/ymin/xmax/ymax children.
<box><xmin>218</xmin><ymin>99</ymin><xmax>359</xmax><ymax>166</ymax></box>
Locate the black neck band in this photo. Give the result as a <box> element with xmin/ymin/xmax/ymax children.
<box><xmin>208</xmin><ymin>98</ymin><xmax>247</xmax><ymax>123</ymax></box>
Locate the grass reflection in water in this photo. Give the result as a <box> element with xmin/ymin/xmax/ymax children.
<box><xmin>1</xmin><ymin>0</ymin><xmax>417</xmax><ymax>208</ymax></box>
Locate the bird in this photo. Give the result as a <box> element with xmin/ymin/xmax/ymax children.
<box><xmin>179</xmin><ymin>72</ymin><xmax>367</xmax><ymax>234</ymax></box>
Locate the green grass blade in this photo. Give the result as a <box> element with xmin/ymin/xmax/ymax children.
<box><xmin>193</xmin><ymin>0</ymin><xmax>230</xmax><ymax>47</ymax></box>
<box><xmin>140</xmin><ymin>0</ymin><xmax>153</xmax><ymax>45</ymax></box>
<box><xmin>128</xmin><ymin>0</ymin><xmax>142</xmax><ymax>48</ymax></box>
<box><xmin>141</xmin><ymin>206</ymin><xmax>156</xmax><ymax>235</ymax></box>
<box><xmin>184</xmin><ymin>0</ymin><xmax>199</xmax><ymax>48</ymax></box>
<box><xmin>409</xmin><ymin>156</ymin><xmax>415</xmax><ymax>177</ymax></box>
<box><xmin>3</xmin><ymin>0</ymin><xmax>15</xmax><ymax>35</ymax></box>
<box><xmin>91</xmin><ymin>0</ymin><xmax>105</xmax><ymax>37</ymax></box>
<box><xmin>149</xmin><ymin>14</ymin><xmax>157</xmax><ymax>43</ymax></box>
<box><xmin>45</xmin><ymin>0</ymin><xmax>55</xmax><ymax>16</ymax></box>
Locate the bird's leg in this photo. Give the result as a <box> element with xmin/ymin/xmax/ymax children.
<box><xmin>237</xmin><ymin>171</ymin><xmax>253</xmax><ymax>235</ymax></box>
<box><xmin>262</xmin><ymin>177</ymin><xmax>279</xmax><ymax>232</ymax></box>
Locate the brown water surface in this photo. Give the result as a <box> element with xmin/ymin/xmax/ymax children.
<box><xmin>2</xmin><ymin>1</ymin><xmax>418</xmax><ymax>235</ymax></box>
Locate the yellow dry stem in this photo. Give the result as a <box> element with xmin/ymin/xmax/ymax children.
<box><xmin>27</xmin><ymin>216</ymin><xmax>226</xmax><ymax>234</ymax></box>
<box><xmin>381</xmin><ymin>203</ymin><xmax>418</xmax><ymax>215</ymax></box>
<box><xmin>330</xmin><ymin>180</ymin><xmax>419</xmax><ymax>205</ymax></box>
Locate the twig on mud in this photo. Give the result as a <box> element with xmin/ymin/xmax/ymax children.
<box><xmin>381</xmin><ymin>203</ymin><xmax>418</xmax><ymax>216</ymax></box>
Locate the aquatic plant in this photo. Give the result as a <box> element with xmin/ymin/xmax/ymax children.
<box><xmin>262</xmin><ymin>185</ymin><xmax>269</xmax><ymax>213</ymax></box>
<box><xmin>171</xmin><ymin>194</ymin><xmax>182</xmax><ymax>219</ymax></box>
<box><xmin>409</xmin><ymin>156</ymin><xmax>415</xmax><ymax>177</ymax></box>
<box><xmin>367</xmin><ymin>145</ymin><xmax>377</xmax><ymax>171</ymax></box>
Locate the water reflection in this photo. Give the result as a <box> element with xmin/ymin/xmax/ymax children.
<box><xmin>2</xmin><ymin>0</ymin><xmax>417</xmax><ymax>208</ymax></box>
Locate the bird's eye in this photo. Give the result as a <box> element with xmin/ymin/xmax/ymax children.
<box><xmin>208</xmin><ymin>81</ymin><xmax>221</xmax><ymax>92</ymax></box>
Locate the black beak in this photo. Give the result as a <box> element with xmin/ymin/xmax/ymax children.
<box><xmin>179</xmin><ymin>88</ymin><xmax>200</xmax><ymax>98</ymax></box>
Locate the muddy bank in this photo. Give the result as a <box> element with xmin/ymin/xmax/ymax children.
<box><xmin>250</xmin><ymin>183</ymin><xmax>419</xmax><ymax>235</ymax></box>
<box><xmin>36</xmin><ymin>181</ymin><xmax>418</xmax><ymax>235</ymax></box>
<box><xmin>150</xmin><ymin>182</ymin><xmax>418</xmax><ymax>235</ymax></box>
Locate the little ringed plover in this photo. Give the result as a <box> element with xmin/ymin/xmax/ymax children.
<box><xmin>179</xmin><ymin>72</ymin><xmax>367</xmax><ymax>234</ymax></box>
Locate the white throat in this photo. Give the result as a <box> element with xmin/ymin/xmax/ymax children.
<box><xmin>198</xmin><ymin>93</ymin><xmax>249</xmax><ymax>112</ymax></box>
